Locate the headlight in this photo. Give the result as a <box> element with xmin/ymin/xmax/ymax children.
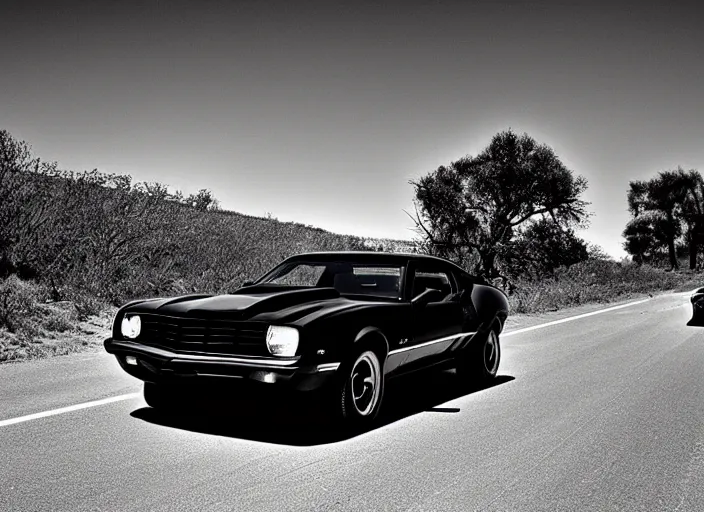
<box><xmin>266</xmin><ymin>325</ymin><xmax>299</xmax><ymax>357</ymax></box>
<box><xmin>121</xmin><ymin>315</ymin><xmax>141</xmax><ymax>339</ymax></box>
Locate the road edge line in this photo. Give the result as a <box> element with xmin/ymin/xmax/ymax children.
<box><xmin>502</xmin><ymin>297</ymin><xmax>652</xmax><ymax>337</ymax></box>
<box><xmin>0</xmin><ymin>392</ymin><xmax>141</xmax><ymax>428</ymax></box>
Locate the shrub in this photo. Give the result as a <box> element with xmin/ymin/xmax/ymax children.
<box><xmin>0</xmin><ymin>275</ymin><xmax>42</xmax><ymax>331</ymax></box>
<box><xmin>0</xmin><ymin>275</ymin><xmax>83</xmax><ymax>334</ymax></box>
<box><xmin>507</xmin><ymin>259</ymin><xmax>700</xmax><ymax>314</ymax></box>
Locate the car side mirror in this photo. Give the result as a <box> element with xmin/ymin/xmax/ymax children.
<box><xmin>411</xmin><ymin>288</ymin><xmax>444</xmax><ymax>307</ymax></box>
<box><xmin>242</xmin><ymin>280</ymin><xmax>254</xmax><ymax>287</ymax></box>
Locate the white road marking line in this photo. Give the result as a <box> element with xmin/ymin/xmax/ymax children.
<box><xmin>502</xmin><ymin>298</ymin><xmax>652</xmax><ymax>337</ymax></box>
<box><xmin>0</xmin><ymin>392</ymin><xmax>141</xmax><ymax>428</ymax></box>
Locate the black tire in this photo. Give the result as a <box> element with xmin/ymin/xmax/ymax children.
<box><xmin>328</xmin><ymin>349</ymin><xmax>385</xmax><ymax>430</ymax></box>
<box><xmin>143</xmin><ymin>382</ymin><xmax>179</xmax><ymax>411</ymax></box>
<box><xmin>456</xmin><ymin>327</ymin><xmax>501</xmax><ymax>387</ymax></box>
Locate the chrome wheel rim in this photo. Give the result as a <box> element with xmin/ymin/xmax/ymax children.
<box><xmin>484</xmin><ymin>331</ymin><xmax>499</xmax><ymax>374</ymax></box>
<box><xmin>350</xmin><ymin>351</ymin><xmax>381</xmax><ymax>416</ymax></box>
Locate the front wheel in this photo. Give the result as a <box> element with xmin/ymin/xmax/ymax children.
<box><xmin>143</xmin><ymin>382</ymin><xmax>180</xmax><ymax>412</ymax></box>
<box><xmin>456</xmin><ymin>329</ymin><xmax>501</xmax><ymax>387</ymax></box>
<box><xmin>328</xmin><ymin>349</ymin><xmax>385</xmax><ymax>429</ymax></box>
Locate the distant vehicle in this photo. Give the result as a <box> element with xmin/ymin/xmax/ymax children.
<box><xmin>687</xmin><ymin>287</ymin><xmax>704</xmax><ymax>326</ymax></box>
<box><xmin>104</xmin><ymin>252</ymin><xmax>509</xmax><ymax>428</ymax></box>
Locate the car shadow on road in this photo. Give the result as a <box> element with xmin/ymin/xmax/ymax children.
<box><xmin>130</xmin><ymin>370</ymin><xmax>515</xmax><ymax>446</ymax></box>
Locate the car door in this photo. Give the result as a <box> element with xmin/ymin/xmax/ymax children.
<box><xmin>401</xmin><ymin>262</ymin><xmax>464</xmax><ymax>366</ymax></box>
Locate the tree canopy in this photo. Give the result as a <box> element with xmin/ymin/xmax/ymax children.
<box><xmin>410</xmin><ymin>129</ymin><xmax>590</xmax><ymax>281</ymax></box>
<box><xmin>624</xmin><ymin>168</ymin><xmax>703</xmax><ymax>269</ymax></box>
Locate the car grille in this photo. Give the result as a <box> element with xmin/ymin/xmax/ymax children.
<box><xmin>136</xmin><ymin>314</ymin><xmax>269</xmax><ymax>357</ymax></box>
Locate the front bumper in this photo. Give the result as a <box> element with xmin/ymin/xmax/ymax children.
<box><xmin>104</xmin><ymin>338</ymin><xmax>340</xmax><ymax>392</ymax></box>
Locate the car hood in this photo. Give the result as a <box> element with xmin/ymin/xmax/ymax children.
<box><xmin>126</xmin><ymin>286</ymin><xmax>384</xmax><ymax>324</ymax></box>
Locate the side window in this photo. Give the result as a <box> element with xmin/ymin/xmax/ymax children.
<box><xmin>411</xmin><ymin>269</ymin><xmax>454</xmax><ymax>300</ymax></box>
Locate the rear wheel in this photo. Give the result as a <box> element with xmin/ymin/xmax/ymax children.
<box><xmin>329</xmin><ymin>349</ymin><xmax>385</xmax><ymax>429</ymax></box>
<box><xmin>456</xmin><ymin>328</ymin><xmax>501</xmax><ymax>387</ymax></box>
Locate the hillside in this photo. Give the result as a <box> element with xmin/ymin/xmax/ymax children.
<box><xmin>0</xmin><ymin>130</ymin><xmax>413</xmax><ymax>306</ymax></box>
<box><xmin>0</xmin><ymin>168</ymin><xmax>420</xmax><ymax>362</ymax></box>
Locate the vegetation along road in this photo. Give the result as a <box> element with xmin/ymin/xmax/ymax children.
<box><xmin>2</xmin><ymin>292</ymin><xmax>703</xmax><ymax>511</ymax></box>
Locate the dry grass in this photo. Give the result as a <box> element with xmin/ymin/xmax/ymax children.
<box><xmin>508</xmin><ymin>259</ymin><xmax>701</xmax><ymax>314</ymax></box>
<box><xmin>0</xmin><ymin>276</ymin><xmax>114</xmax><ymax>363</ymax></box>
<box><xmin>0</xmin><ymin>309</ymin><xmax>113</xmax><ymax>363</ymax></box>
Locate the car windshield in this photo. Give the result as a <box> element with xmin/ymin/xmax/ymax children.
<box><xmin>259</xmin><ymin>261</ymin><xmax>403</xmax><ymax>299</ymax></box>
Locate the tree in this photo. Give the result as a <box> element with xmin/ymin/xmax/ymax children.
<box><xmin>625</xmin><ymin>168</ymin><xmax>701</xmax><ymax>270</ymax></box>
<box><xmin>409</xmin><ymin>129</ymin><xmax>589</xmax><ymax>281</ymax></box>
<box><xmin>622</xmin><ymin>211</ymin><xmax>673</xmax><ymax>266</ymax></box>
<box><xmin>502</xmin><ymin>219</ymin><xmax>589</xmax><ymax>279</ymax></box>
<box><xmin>586</xmin><ymin>244</ymin><xmax>612</xmax><ymax>261</ymax></box>
<box><xmin>0</xmin><ymin>130</ymin><xmax>60</xmax><ymax>277</ymax></box>
<box><xmin>677</xmin><ymin>169</ymin><xmax>704</xmax><ymax>269</ymax></box>
<box><xmin>186</xmin><ymin>189</ymin><xmax>219</xmax><ymax>212</ymax></box>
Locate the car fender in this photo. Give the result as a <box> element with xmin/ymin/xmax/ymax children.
<box><xmin>111</xmin><ymin>298</ymin><xmax>163</xmax><ymax>337</ymax></box>
<box><xmin>471</xmin><ymin>284</ymin><xmax>509</xmax><ymax>333</ymax></box>
<box><xmin>352</xmin><ymin>326</ymin><xmax>390</xmax><ymax>361</ymax></box>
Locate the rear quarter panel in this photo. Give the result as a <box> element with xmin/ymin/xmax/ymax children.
<box><xmin>471</xmin><ymin>284</ymin><xmax>510</xmax><ymax>333</ymax></box>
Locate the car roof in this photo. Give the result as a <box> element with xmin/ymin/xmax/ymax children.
<box><xmin>284</xmin><ymin>251</ymin><xmax>465</xmax><ymax>271</ymax></box>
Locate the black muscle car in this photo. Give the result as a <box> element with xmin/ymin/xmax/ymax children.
<box><xmin>687</xmin><ymin>287</ymin><xmax>704</xmax><ymax>326</ymax></box>
<box><xmin>105</xmin><ymin>252</ymin><xmax>509</xmax><ymax>427</ymax></box>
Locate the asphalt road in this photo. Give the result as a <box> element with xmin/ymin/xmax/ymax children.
<box><xmin>2</xmin><ymin>292</ymin><xmax>704</xmax><ymax>511</ymax></box>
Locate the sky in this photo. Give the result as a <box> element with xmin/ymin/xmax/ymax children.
<box><xmin>2</xmin><ymin>0</ymin><xmax>703</xmax><ymax>259</ymax></box>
